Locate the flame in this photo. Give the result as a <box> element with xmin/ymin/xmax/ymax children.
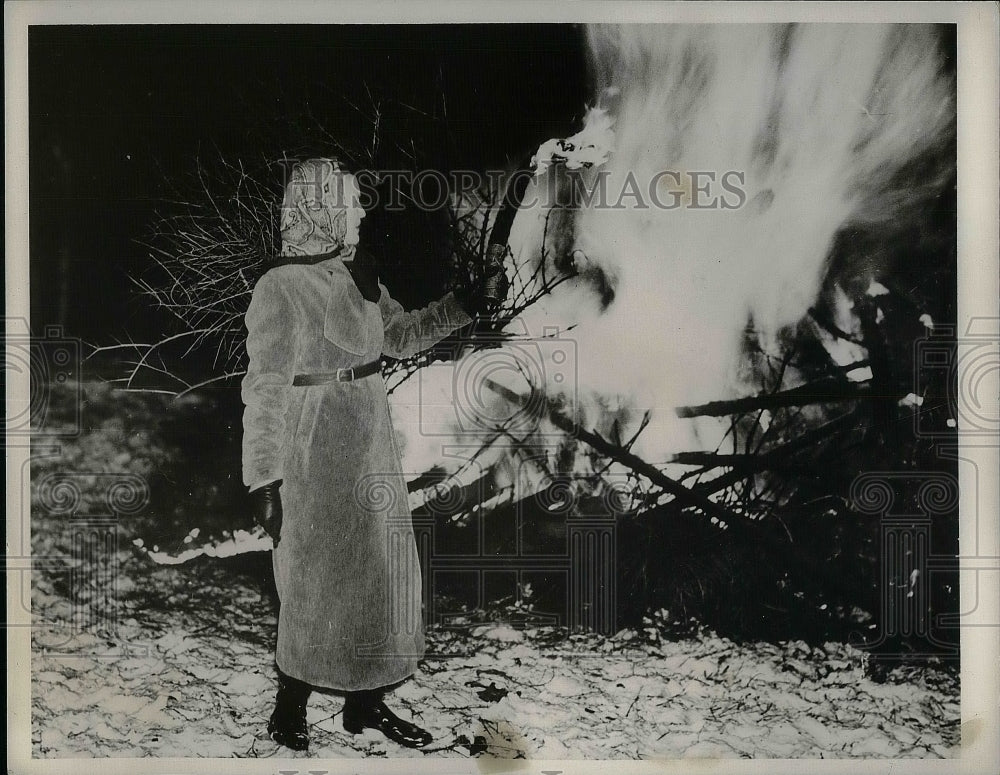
<box><xmin>532</xmin><ymin>107</ymin><xmax>616</xmax><ymax>175</ymax></box>
<box><xmin>393</xmin><ymin>23</ymin><xmax>954</xmax><ymax>488</ymax></box>
<box><xmin>513</xmin><ymin>23</ymin><xmax>952</xmax><ymax>457</ymax></box>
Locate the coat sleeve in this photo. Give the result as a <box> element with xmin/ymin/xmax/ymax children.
<box><xmin>241</xmin><ymin>272</ymin><xmax>299</xmax><ymax>489</ymax></box>
<box><xmin>378</xmin><ymin>285</ymin><xmax>474</xmax><ymax>359</ymax></box>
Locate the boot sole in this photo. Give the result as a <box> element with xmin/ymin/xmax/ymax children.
<box><xmin>268</xmin><ymin>720</ymin><xmax>310</xmax><ymax>751</ymax></box>
<box><xmin>342</xmin><ymin>719</ymin><xmax>431</xmax><ymax>747</ymax></box>
<box><xmin>268</xmin><ymin>730</ymin><xmax>309</xmax><ymax>751</ymax></box>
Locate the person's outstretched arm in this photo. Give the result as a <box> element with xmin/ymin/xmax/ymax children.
<box><xmin>378</xmin><ymin>285</ymin><xmax>474</xmax><ymax>360</ymax></box>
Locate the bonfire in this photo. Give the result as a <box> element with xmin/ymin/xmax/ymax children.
<box><xmin>101</xmin><ymin>23</ymin><xmax>957</xmax><ymax>672</ymax></box>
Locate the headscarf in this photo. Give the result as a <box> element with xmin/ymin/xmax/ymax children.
<box><xmin>279</xmin><ymin>159</ymin><xmax>364</xmax><ymax>257</ymax></box>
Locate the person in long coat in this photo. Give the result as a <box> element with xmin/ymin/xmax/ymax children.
<box><xmin>242</xmin><ymin>159</ymin><xmax>503</xmax><ymax>750</ymax></box>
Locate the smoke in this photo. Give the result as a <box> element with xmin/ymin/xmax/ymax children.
<box><xmin>512</xmin><ymin>23</ymin><xmax>953</xmax><ymax>458</ymax></box>
<box><xmin>393</xmin><ymin>23</ymin><xmax>954</xmax><ymax>481</ymax></box>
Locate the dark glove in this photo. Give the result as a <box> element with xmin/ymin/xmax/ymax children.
<box><xmin>455</xmin><ymin>249</ymin><xmax>510</xmax><ymax>316</ymax></box>
<box><xmin>252</xmin><ymin>480</ymin><xmax>284</xmax><ymax>548</ymax></box>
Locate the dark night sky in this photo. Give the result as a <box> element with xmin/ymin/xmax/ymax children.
<box><xmin>28</xmin><ymin>24</ymin><xmax>590</xmax><ymax>342</ymax></box>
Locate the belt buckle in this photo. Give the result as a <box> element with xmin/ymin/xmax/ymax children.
<box><xmin>337</xmin><ymin>367</ymin><xmax>354</xmax><ymax>381</ymax></box>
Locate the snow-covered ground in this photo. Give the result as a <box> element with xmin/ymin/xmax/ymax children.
<box><xmin>26</xmin><ymin>383</ymin><xmax>960</xmax><ymax>759</ymax></box>
<box><xmin>32</xmin><ymin>575</ymin><xmax>958</xmax><ymax>759</ymax></box>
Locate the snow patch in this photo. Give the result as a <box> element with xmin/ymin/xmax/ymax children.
<box><xmin>470</xmin><ymin>624</ymin><xmax>525</xmax><ymax>643</ymax></box>
<box><xmin>142</xmin><ymin>528</ymin><xmax>273</xmax><ymax>565</ymax></box>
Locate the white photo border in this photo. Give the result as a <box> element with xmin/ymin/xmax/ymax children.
<box><xmin>6</xmin><ymin>2</ymin><xmax>998</xmax><ymax>773</ymax></box>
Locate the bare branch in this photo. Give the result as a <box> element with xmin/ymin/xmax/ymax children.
<box><xmin>480</xmin><ymin>377</ymin><xmax>745</xmax><ymax>528</ymax></box>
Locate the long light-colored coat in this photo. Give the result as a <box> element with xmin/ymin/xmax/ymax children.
<box><xmin>241</xmin><ymin>255</ymin><xmax>471</xmax><ymax>691</ymax></box>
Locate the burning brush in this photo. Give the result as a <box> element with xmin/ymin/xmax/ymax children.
<box><xmin>480</xmin><ymin>107</ymin><xmax>616</xmax><ymax>302</ymax></box>
<box><xmin>531</xmin><ymin>107</ymin><xmax>615</xmax><ymax>175</ymax></box>
<box><xmin>131</xmin><ymin>115</ymin><xmax>616</xmax><ymax>565</ymax></box>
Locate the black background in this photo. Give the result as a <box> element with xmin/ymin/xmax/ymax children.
<box><xmin>29</xmin><ymin>24</ymin><xmax>590</xmax><ymax>342</ymax></box>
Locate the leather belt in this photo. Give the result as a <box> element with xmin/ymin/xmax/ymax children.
<box><xmin>292</xmin><ymin>360</ymin><xmax>382</xmax><ymax>386</ymax></box>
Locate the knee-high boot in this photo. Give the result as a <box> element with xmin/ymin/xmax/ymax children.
<box><xmin>267</xmin><ymin>668</ymin><xmax>312</xmax><ymax>751</ymax></box>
